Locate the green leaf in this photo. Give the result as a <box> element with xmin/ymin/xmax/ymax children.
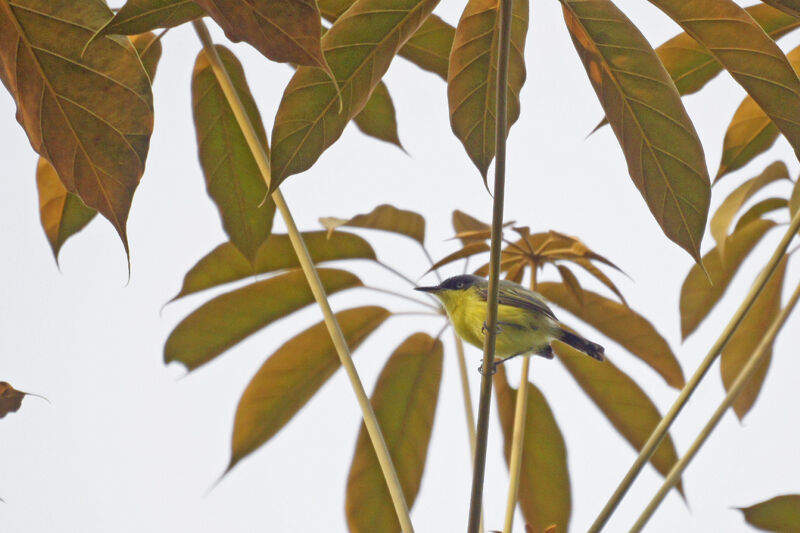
<box><xmin>320</xmin><ymin>204</ymin><xmax>426</xmax><ymax>245</ymax></box>
<box><xmin>539</xmin><ymin>282</ymin><xmax>684</xmax><ymax>389</ymax></box>
<box><xmin>36</xmin><ymin>157</ymin><xmax>96</xmax><ymax>262</ymax></box>
<box><xmin>721</xmin><ymin>256</ymin><xmax>787</xmax><ymax>420</ymax></box>
<box><xmin>194</xmin><ymin>0</ymin><xmax>332</xmax><ymax>77</ymax></box>
<box><xmin>353</xmin><ymin>81</ymin><xmax>403</xmax><ymax>149</ymax></box>
<box><xmin>647</xmin><ymin>0</ymin><xmax>800</xmax><ymax>171</ymax></box>
<box><xmin>229</xmin><ymin>306</ymin><xmax>390</xmax><ymax>470</ymax></box>
<box><xmin>555</xmin><ymin>343</ymin><xmax>683</xmax><ymax>495</ymax></box>
<box><xmin>164</xmin><ymin>268</ymin><xmax>361</xmax><ymax>371</ymax></box>
<box><xmin>791</xmin><ymin>178</ymin><xmax>800</xmax><ymax>219</ymax></box>
<box><xmin>738</xmin><ymin>494</ymin><xmax>800</xmax><ymax>532</ymax></box>
<box><xmin>680</xmin><ymin>219</ymin><xmax>776</xmax><ymax>340</ymax></box>
<box><xmin>346</xmin><ymin>333</ymin><xmax>443</xmax><ymax>533</ymax></box>
<box><xmin>734</xmin><ymin>197</ymin><xmax>788</xmax><ymax>233</ymax></box>
<box><xmin>494</xmin><ymin>366</ymin><xmax>571</xmax><ymax>533</ymax></box>
<box><xmin>447</xmin><ymin>0</ymin><xmax>528</xmax><ymax>179</ymax></box>
<box><xmin>270</xmin><ymin>0</ymin><xmax>440</xmax><ymax>186</ymax></box>
<box><xmin>711</xmin><ymin>161</ymin><xmax>790</xmax><ymax>257</ymax></box>
<box><xmin>97</xmin><ymin>0</ymin><xmax>204</xmax><ymax>36</ymax></box>
<box><xmin>0</xmin><ymin>0</ymin><xmax>154</xmax><ymax>254</ymax></box>
<box><xmin>561</xmin><ymin>0</ymin><xmax>710</xmax><ymax>263</ymax></box>
<box><xmin>170</xmin><ymin>231</ymin><xmax>376</xmax><ymax>301</ymax></box>
<box><xmin>192</xmin><ymin>45</ymin><xmax>275</xmax><ymax>263</ymax></box>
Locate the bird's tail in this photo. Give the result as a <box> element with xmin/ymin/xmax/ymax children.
<box><xmin>557</xmin><ymin>329</ymin><xmax>604</xmax><ymax>361</ymax></box>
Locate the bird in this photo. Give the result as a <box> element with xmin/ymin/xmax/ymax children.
<box><xmin>415</xmin><ymin>274</ymin><xmax>604</xmax><ymax>372</ymax></box>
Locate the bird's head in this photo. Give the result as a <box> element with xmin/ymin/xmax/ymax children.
<box><xmin>414</xmin><ymin>274</ymin><xmax>484</xmax><ymax>311</ymax></box>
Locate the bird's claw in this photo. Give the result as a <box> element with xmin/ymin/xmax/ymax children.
<box><xmin>481</xmin><ymin>321</ymin><xmax>503</xmax><ymax>335</ymax></box>
<box><xmin>477</xmin><ymin>361</ymin><xmax>497</xmax><ymax>376</ymax></box>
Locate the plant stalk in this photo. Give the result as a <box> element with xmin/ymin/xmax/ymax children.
<box><xmin>454</xmin><ymin>334</ymin><xmax>483</xmax><ymax>533</ymax></box>
<box><xmin>503</xmin><ymin>357</ymin><xmax>530</xmax><ymax>533</ymax></box>
<box><xmin>629</xmin><ymin>277</ymin><xmax>800</xmax><ymax>532</ymax></box>
<box><xmin>192</xmin><ymin>20</ymin><xmax>414</xmax><ymax>533</ymax></box>
<box><xmin>588</xmin><ymin>209</ymin><xmax>800</xmax><ymax>533</ymax></box>
<box><xmin>466</xmin><ymin>0</ymin><xmax>514</xmax><ymax>528</ymax></box>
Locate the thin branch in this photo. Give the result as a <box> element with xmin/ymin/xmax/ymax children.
<box><xmin>362</xmin><ymin>285</ymin><xmax>440</xmax><ymax>310</ymax></box>
<box><xmin>420</xmin><ymin>244</ymin><xmax>443</xmax><ymax>283</ymax></box>
<box><xmin>376</xmin><ymin>259</ymin><xmax>419</xmax><ymax>287</ymax></box>
<box><xmin>503</xmin><ymin>356</ymin><xmax>530</xmax><ymax>533</ymax></box>
<box><xmin>588</xmin><ymin>208</ymin><xmax>800</xmax><ymax>533</ymax></box>
<box><xmin>629</xmin><ymin>278</ymin><xmax>800</xmax><ymax>532</ymax></box>
<box><xmin>390</xmin><ymin>311</ymin><xmax>445</xmax><ymax>318</ymax></box>
<box><xmin>191</xmin><ymin>20</ymin><xmax>414</xmax><ymax>533</ymax></box>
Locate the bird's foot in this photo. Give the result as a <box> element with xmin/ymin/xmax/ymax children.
<box><xmin>477</xmin><ymin>360</ymin><xmax>498</xmax><ymax>376</ymax></box>
<box><xmin>481</xmin><ymin>321</ymin><xmax>503</xmax><ymax>335</ymax></box>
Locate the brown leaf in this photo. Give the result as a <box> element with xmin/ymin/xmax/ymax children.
<box><xmin>791</xmin><ymin>177</ymin><xmax>800</xmax><ymax>219</ymax></box>
<box><xmin>494</xmin><ymin>367</ymin><xmax>571</xmax><ymax>533</ymax></box>
<box><xmin>761</xmin><ymin>0</ymin><xmax>800</xmax><ymax>19</ymax></box>
<box><xmin>738</xmin><ymin>494</ymin><xmax>800</xmax><ymax>532</ymax></box>
<box><xmin>452</xmin><ymin>209</ymin><xmax>490</xmax><ymax>235</ymax></box>
<box><xmin>320</xmin><ymin>204</ymin><xmax>425</xmax><ymax>245</ymax></box>
<box><xmin>721</xmin><ymin>256</ymin><xmax>787</xmax><ymax>420</ymax></box>
<box><xmin>164</xmin><ymin>268</ymin><xmax>362</xmax><ymax>371</ymax></box>
<box><xmin>353</xmin><ymin>81</ymin><xmax>403</xmax><ymax>149</ymax></box>
<box><xmin>98</xmin><ymin>0</ymin><xmax>204</xmax><ymax>36</ymax></box>
<box><xmin>129</xmin><ymin>32</ymin><xmax>163</xmax><ymax>81</ymax></box>
<box><xmin>734</xmin><ymin>197</ymin><xmax>788</xmax><ymax>233</ymax></box>
<box><xmin>0</xmin><ymin>382</ymin><xmax>47</xmax><ymax>418</ymax></box>
<box><xmin>0</xmin><ymin>0</ymin><xmax>155</xmax><ymax>253</ymax></box>
<box><xmin>428</xmin><ymin>241</ymin><xmax>490</xmax><ymax>273</ymax></box>
<box><xmin>556</xmin><ymin>264</ymin><xmax>583</xmax><ymax>305</ymax></box>
<box><xmin>229</xmin><ymin>306</ymin><xmax>390</xmax><ymax>469</ymax></box>
<box><xmin>346</xmin><ymin>333</ymin><xmax>443</xmax><ymax>533</ymax></box>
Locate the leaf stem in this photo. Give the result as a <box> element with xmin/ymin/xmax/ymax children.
<box><xmin>376</xmin><ymin>259</ymin><xmax>419</xmax><ymax>287</ymax></box>
<box><xmin>363</xmin><ymin>285</ymin><xmax>440</xmax><ymax>310</ymax></box>
<box><xmin>503</xmin><ymin>356</ymin><xmax>530</xmax><ymax>533</ymax></box>
<box><xmin>191</xmin><ymin>20</ymin><xmax>414</xmax><ymax>533</ymax></box>
<box><xmin>629</xmin><ymin>276</ymin><xmax>800</xmax><ymax>532</ymax></box>
<box><xmin>467</xmin><ymin>0</ymin><xmax>514</xmax><ymax>528</ymax></box>
<box><xmin>588</xmin><ymin>208</ymin><xmax>800</xmax><ymax>533</ymax></box>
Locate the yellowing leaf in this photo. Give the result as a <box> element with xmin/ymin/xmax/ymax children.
<box><xmin>738</xmin><ymin>494</ymin><xmax>800</xmax><ymax>532</ymax></box>
<box><xmin>130</xmin><ymin>32</ymin><xmax>164</xmax><ymax>81</ymax></box>
<box><xmin>761</xmin><ymin>0</ymin><xmax>800</xmax><ymax>19</ymax></box>
<box><xmin>98</xmin><ymin>0</ymin><xmax>204</xmax><ymax>36</ymax></box>
<box><xmin>447</xmin><ymin>0</ymin><xmax>528</xmax><ymax>179</ymax></box>
<box><xmin>320</xmin><ymin>204</ymin><xmax>426</xmax><ymax>244</ymax></box>
<box><xmin>353</xmin><ymin>82</ymin><xmax>403</xmax><ymax>149</ymax></box>
<box><xmin>346</xmin><ymin>333</ymin><xmax>443</xmax><ymax>533</ymax></box>
<box><xmin>561</xmin><ymin>0</ymin><xmax>710</xmax><ymax>263</ymax></box>
<box><xmin>230</xmin><ymin>306</ymin><xmax>390</xmax><ymax>469</ymax></box>
<box><xmin>428</xmin><ymin>241</ymin><xmax>490</xmax><ymax>273</ymax></box>
<box><xmin>164</xmin><ymin>268</ymin><xmax>361</xmax><ymax>371</ymax></box>
<box><xmin>555</xmin><ymin>344</ymin><xmax>683</xmax><ymax>494</ymax></box>
<box><xmin>680</xmin><ymin>219</ymin><xmax>776</xmax><ymax>340</ymax></box>
<box><xmin>36</xmin><ymin>158</ymin><xmax>96</xmax><ymax>262</ymax></box>
<box><xmin>495</xmin><ymin>367</ymin><xmax>571</xmax><ymax>533</ymax></box>
<box><xmin>555</xmin><ymin>264</ymin><xmax>583</xmax><ymax>305</ymax></box>
<box><xmin>734</xmin><ymin>197</ymin><xmax>788</xmax><ymax>233</ymax></box>
<box><xmin>171</xmin><ymin>231</ymin><xmax>376</xmax><ymax>301</ymax></box>
<box><xmin>0</xmin><ymin>0</ymin><xmax>155</xmax><ymax>253</ymax></box>
<box><xmin>452</xmin><ymin>209</ymin><xmax>490</xmax><ymax>236</ymax></box>
<box><xmin>270</xmin><ymin>0</ymin><xmax>439</xmax><ymax>186</ymax></box>
<box><xmin>721</xmin><ymin>256</ymin><xmax>787</xmax><ymax>420</ymax></box>
<box><xmin>194</xmin><ymin>0</ymin><xmax>332</xmax><ymax>76</ymax></box>
<box><xmin>539</xmin><ymin>282</ymin><xmax>684</xmax><ymax>389</ymax></box>
<box><xmin>711</xmin><ymin>161</ymin><xmax>789</xmax><ymax>257</ymax></box>
<box><xmin>192</xmin><ymin>45</ymin><xmax>275</xmax><ymax>263</ymax></box>
<box><xmin>791</xmin><ymin>178</ymin><xmax>800</xmax><ymax>219</ymax></box>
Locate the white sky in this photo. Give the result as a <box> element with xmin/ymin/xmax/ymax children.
<box><xmin>2</xmin><ymin>1</ymin><xmax>800</xmax><ymax>532</ymax></box>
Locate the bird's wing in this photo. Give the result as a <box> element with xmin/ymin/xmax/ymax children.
<box><xmin>477</xmin><ymin>281</ymin><xmax>558</xmax><ymax>322</ymax></box>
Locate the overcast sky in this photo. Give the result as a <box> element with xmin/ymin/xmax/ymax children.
<box><xmin>2</xmin><ymin>1</ymin><xmax>800</xmax><ymax>532</ymax></box>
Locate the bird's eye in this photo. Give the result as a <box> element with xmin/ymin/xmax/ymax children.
<box><xmin>456</xmin><ymin>282</ymin><xmax>464</xmax><ymax>289</ymax></box>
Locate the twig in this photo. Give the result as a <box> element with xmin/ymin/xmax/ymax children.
<box><xmin>503</xmin><ymin>356</ymin><xmax>530</xmax><ymax>533</ymax></box>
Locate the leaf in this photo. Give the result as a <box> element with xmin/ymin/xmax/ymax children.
<box><xmin>353</xmin><ymin>81</ymin><xmax>403</xmax><ymax>149</ymax></box>
<box><xmin>346</xmin><ymin>333</ymin><xmax>443</xmax><ymax>533</ymax></box>
<box><xmin>738</xmin><ymin>494</ymin><xmax>800</xmax><ymax>532</ymax></box>
<box><xmin>192</xmin><ymin>45</ymin><xmax>275</xmax><ymax>263</ymax></box>
<box><xmin>230</xmin><ymin>306</ymin><xmax>390</xmax><ymax>469</ymax></box>
<box><xmin>164</xmin><ymin>268</ymin><xmax>361</xmax><ymax>371</ymax></box>
<box><xmin>0</xmin><ymin>382</ymin><xmax>26</xmax><ymax>418</ymax></box>
<box><xmin>734</xmin><ymin>197</ymin><xmax>788</xmax><ymax>233</ymax></box>
<box><xmin>452</xmin><ymin>209</ymin><xmax>490</xmax><ymax>236</ymax></box>
<box><xmin>711</xmin><ymin>161</ymin><xmax>790</xmax><ymax>257</ymax></box>
<box><xmin>721</xmin><ymin>256</ymin><xmax>787</xmax><ymax>420</ymax></box>
<box><xmin>270</xmin><ymin>0</ymin><xmax>440</xmax><ymax>186</ymax></box>
<box><xmin>570</xmin><ymin>257</ymin><xmax>627</xmax><ymax>306</ymax></box>
<box><xmin>447</xmin><ymin>0</ymin><xmax>528</xmax><ymax>179</ymax></box>
<box><xmin>194</xmin><ymin>0</ymin><xmax>332</xmax><ymax>77</ymax></box>
<box><xmin>171</xmin><ymin>231</ymin><xmax>376</xmax><ymax>301</ymax></box>
<box><xmin>561</xmin><ymin>0</ymin><xmax>710</xmax><ymax>263</ymax></box>
<box><xmin>399</xmin><ymin>14</ymin><xmax>454</xmax><ymax>80</ymax></box>
<box><xmin>36</xmin><ymin>157</ymin><xmax>96</xmax><ymax>262</ymax></box>
<box><xmin>647</xmin><ymin>0</ymin><xmax>800</xmax><ymax>170</ymax></box>
<box><xmin>130</xmin><ymin>32</ymin><xmax>164</xmax><ymax>81</ymax></box>
<box><xmin>97</xmin><ymin>0</ymin><xmax>204</xmax><ymax>36</ymax></box>
<box><xmin>539</xmin><ymin>282</ymin><xmax>684</xmax><ymax>389</ymax></box>
<box><xmin>761</xmin><ymin>0</ymin><xmax>800</xmax><ymax>19</ymax></box>
<box><xmin>320</xmin><ymin>204</ymin><xmax>426</xmax><ymax>245</ymax></box>
<box><xmin>791</xmin><ymin>178</ymin><xmax>800</xmax><ymax>219</ymax></box>
<box><xmin>680</xmin><ymin>219</ymin><xmax>776</xmax><ymax>340</ymax></box>
<box><xmin>428</xmin><ymin>241</ymin><xmax>490</xmax><ymax>272</ymax></box>
<box><xmin>554</xmin><ymin>343</ymin><xmax>683</xmax><ymax>494</ymax></box>
<box><xmin>494</xmin><ymin>366</ymin><xmax>571</xmax><ymax>533</ymax></box>
<box><xmin>0</xmin><ymin>0</ymin><xmax>155</xmax><ymax>253</ymax></box>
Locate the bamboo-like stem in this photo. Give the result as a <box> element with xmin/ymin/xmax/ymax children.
<box><xmin>191</xmin><ymin>21</ymin><xmax>414</xmax><ymax>533</ymax></box>
<box><xmin>503</xmin><ymin>357</ymin><xmax>530</xmax><ymax>533</ymax></box>
<box><xmin>629</xmin><ymin>278</ymin><xmax>800</xmax><ymax>532</ymax></box>
<box><xmin>588</xmin><ymin>208</ymin><xmax>800</xmax><ymax>533</ymax></box>
<box><xmin>466</xmin><ymin>0</ymin><xmax>514</xmax><ymax>527</ymax></box>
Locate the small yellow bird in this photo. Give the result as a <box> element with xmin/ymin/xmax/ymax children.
<box><xmin>415</xmin><ymin>274</ymin><xmax>604</xmax><ymax>369</ymax></box>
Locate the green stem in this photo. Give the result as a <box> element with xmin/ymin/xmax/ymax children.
<box><xmin>503</xmin><ymin>356</ymin><xmax>530</xmax><ymax>533</ymax></box>
<box><xmin>466</xmin><ymin>0</ymin><xmax>514</xmax><ymax>528</ymax></box>
<box><xmin>191</xmin><ymin>20</ymin><xmax>414</xmax><ymax>533</ymax></box>
<box><xmin>588</xmin><ymin>208</ymin><xmax>800</xmax><ymax>533</ymax></box>
<box><xmin>629</xmin><ymin>277</ymin><xmax>800</xmax><ymax>532</ymax></box>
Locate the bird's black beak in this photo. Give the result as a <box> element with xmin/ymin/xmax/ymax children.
<box><xmin>414</xmin><ymin>285</ymin><xmax>441</xmax><ymax>293</ymax></box>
